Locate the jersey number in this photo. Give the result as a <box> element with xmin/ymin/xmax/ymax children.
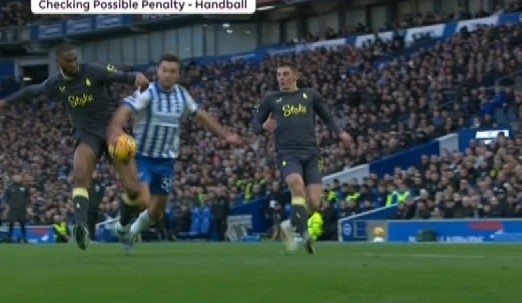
<box><xmin>161</xmin><ymin>177</ymin><xmax>174</xmax><ymax>193</ymax></box>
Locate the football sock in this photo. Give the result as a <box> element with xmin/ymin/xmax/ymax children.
<box><xmin>130</xmin><ymin>209</ymin><xmax>153</xmax><ymax>237</ymax></box>
<box><xmin>120</xmin><ymin>194</ymin><xmax>138</xmax><ymax>226</ymax></box>
<box><xmin>72</xmin><ymin>187</ymin><xmax>89</xmax><ymax>226</ymax></box>
<box><xmin>291</xmin><ymin>197</ymin><xmax>309</xmax><ymax>236</ymax></box>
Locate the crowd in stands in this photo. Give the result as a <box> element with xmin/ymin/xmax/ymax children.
<box><xmin>396</xmin><ymin>132</ymin><xmax>522</xmax><ymax>220</ymax></box>
<box><xmin>0</xmin><ymin>1</ymin><xmax>75</xmax><ymax>26</ymax></box>
<box><xmin>0</xmin><ymin>1</ymin><xmax>32</xmax><ymax>27</ymax></box>
<box><xmin>289</xmin><ymin>1</ymin><xmax>522</xmax><ymax>44</ymax></box>
<box><xmin>1</xmin><ymin>0</ymin><xmax>520</xmax><ymax>39</ymax></box>
<box><xmin>1</xmin><ymin>4</ymin><xmax>522</xmax><ymax>240</ymax></box>
<box><xmin>315</xmin><ymin>131</ymin><xmax>522</xmax><ymax>240</ymax></box>
<box><xmin>324</xmin><ymin>131</ymin><xmax>522</xmax><ymax>220</ymax></box>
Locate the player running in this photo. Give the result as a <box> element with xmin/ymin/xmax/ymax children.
<box><xmin>107</xmin><ymin>53</ymin><xmax>241</xmax><ymax>251</ymax></box>
<box><xmin>254</xmin><ymin>62</ymin><xmax>352</xmax><ymax>254</ymax></box>
<box><xmin>0</xmin><ymin>43</ymin><xmax>150</xmax><ymax>251</ymax></box>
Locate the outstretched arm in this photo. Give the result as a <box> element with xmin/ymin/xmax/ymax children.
<box><xmin>107</xmin><ymin>89</ymin><xmax>152</xmax><ymax>143</ymax></box>
<box><xmin>253</xmin><ymin>96</ymin><xmax>272</xmax><ymax>134</ymax></box>
<box><xmin>89</xmin><ymin>63</ymin><xmax>149</xmax><ymax>88</ymax></box>
<box><xmin>179</xmin><ymin>86</ymin><xmax>240</xmax><ymax>144</ymax></box>
<box><xmin>312</xmin><ymin>90</ymin><xmax>352</xmax><ymax>146</ymax></box>
<box><xmin>1</xmin><ymin>82</ymin><xmax>50</xmax><ymax>107</ymax></box>
<box><xmin>194</xmin><ymin>110</ymin><xmax>241</xmax><ymax>145</ymax></box>
<box><xmin>195</xmin><ymin>110</ymin><xmax>229</xmax><ymax>139</ymax></box>
<box><xmin>312</xmin><ymin>91</ymin><xmax>343</xmax><ymax>135</ymax></box>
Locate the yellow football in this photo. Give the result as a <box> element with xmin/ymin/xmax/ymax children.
<box><xmin>109</xmin><ymin>134</ymin><xmax>137</xmax><ymax>163</ymax></box>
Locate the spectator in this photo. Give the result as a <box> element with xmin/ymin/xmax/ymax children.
<box><xmin>52</xmin><ymin>214</ymin><xmax>70</xmax><ymax>243</ymax></box>
<box><xmin>357</xmin><ymin>132</ymin><xmax>522</xmax><ymax>221</ymax></box>
<box><xmin>2</xmin><ymin>12</ymin><xmax>522</xmax><ymax>233</ymax></box>
<box><xmin>4</xmin><ymin>174</ymin><xmax>30</xmax><ymax>243</ymax></box>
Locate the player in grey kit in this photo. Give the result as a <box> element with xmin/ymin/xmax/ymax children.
<box><xmin>0</xmin><ymin>43</ymin><xmax>150</xmax><ymax>251</ymax></box>
<box><xmin>254</xmin><ymin>62</ymin><xmax>352</xmax><ymax>254</ymax></box>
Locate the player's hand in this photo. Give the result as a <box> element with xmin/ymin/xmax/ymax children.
<box><xmin>107</xmin><ymin>126</ymin><xmax>124</xmax><ymax>147</ymax></box>
<box><xmin>135</xmin><ymin>73</ymin><xmax>150</xmax><ymax>92</ymax></box>
<box><xmin>340</xmin><ymin>132</ymin><xmax>353</xmax><ymax>147</ymax></box>
<box><xmin>262</xmin><ymin>114</ymin><xmax>277</xmax><ymax>133</ymax></box>
<box><xmin>225</xmin><ymin>133</ymin><xmax>242</xmax><ymax>146</ymax></box>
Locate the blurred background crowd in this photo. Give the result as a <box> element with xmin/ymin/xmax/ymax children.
<box><xmin>1</xmin><ymin>0</ymin><xmax>522</xmax><ymax>241</ymax></box>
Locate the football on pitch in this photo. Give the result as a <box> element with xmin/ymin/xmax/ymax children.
<box><xmin>109</xmin><ymin>134</ymin><xmax>137</xmax><ymax>163</ymax></box>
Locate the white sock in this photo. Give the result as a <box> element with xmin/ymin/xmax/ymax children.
<box><xmin>130</xmin><ymin>209</ymin><xmax>152</xmax><ymax>236</ymax></box>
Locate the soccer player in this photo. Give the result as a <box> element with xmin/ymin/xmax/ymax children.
<box><xmin>254</xmin><ymin>63</ymin><xmax>352</xmax><ymax>254</ymax></box>
<box><xmin>107</xmin><ymin>53</ymin><xmax>241</xmax><ymax>250</ymax></box>
<box><xmin>0</xmin><ymin>43</ymin><xmax>150</xmax><ymax>251</ymax></box>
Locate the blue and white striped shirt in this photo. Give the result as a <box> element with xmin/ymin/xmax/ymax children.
<box><xmin>123</xmin><ymin>82</ymin><xmax>199</xmax><ymax>159</ymax></box>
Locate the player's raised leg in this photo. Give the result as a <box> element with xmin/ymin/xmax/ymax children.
<box><xmin>112</xmin><ymin>159</ymin><xmax>149</xmax><ymax>241</ymax></box>
<box><xmin>71</xmin><ymin>141</ymin><xmax>98</xmax><ymax>251</ymax></box>
<box><xmin>128</xmin><ymin>194</ymin><xmax>168</xmax><ymax>246</ymax></box>
<box><xmin>128</xmin><ymin>157</ymin><xmax>174</xmax><ymax>245</ymax></box>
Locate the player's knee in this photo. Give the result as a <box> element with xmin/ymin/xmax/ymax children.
<box><xmin>122</xmin><ymin>179</ymin><xmax>140</xmax><ymax>199</ymax></box>
<box><xmin>119</xmin><ymin>175</ymin><xmax>142</xmax><ymax>198</ymax></box>
<box><xmin>286</xmin><ymin>174</ymin><xmax>305</xmax><ymax>196</ymax></box>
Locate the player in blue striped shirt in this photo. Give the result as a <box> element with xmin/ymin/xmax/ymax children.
<box><xmin>107</xmin><ymin>54</ymin><xmax>241</xmax><ymax>249</ymax></box>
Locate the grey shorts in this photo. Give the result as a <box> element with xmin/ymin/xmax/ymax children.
<box><xmin>72</xmin><ymin>128</ymin><xmax>109</xmax><ymax>160</ymax></box>
<box><xmin>276</xmin><ymin>151</ymin><xmax>322</xmax><ymax>185</ymax></box>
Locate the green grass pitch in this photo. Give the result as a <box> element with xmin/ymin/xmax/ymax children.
<box><xmin>0</xmin><ymin>242</ymin><xmax>521</xmax><ymax>303</ymax></box>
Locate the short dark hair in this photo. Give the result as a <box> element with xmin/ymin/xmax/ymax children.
<box><xmin>160</xmin><ymin>53</ymin><xmax>181</xmax><ymax>64</ymax></box>
<box><xmin>56</xmin><ymin>43</ymin><xmax>76</xmax><ymax>57</ymax></box>
<box><xmin>277</xmin><ymin>61</ymin><xmax>298</xmax><ymax>72</ymax></box>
